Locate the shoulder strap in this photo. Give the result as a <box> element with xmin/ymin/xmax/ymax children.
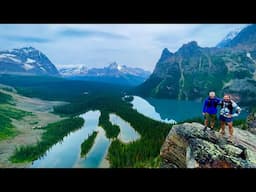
<box><xmin>228</xmin><ymin>101</ymin><xmax>233</xmax><ymax>112</ymax></box>
<box><xmin>220</xmin><ymin>100</ymin><xmax>224</xmax><ymax>107</ymax></box>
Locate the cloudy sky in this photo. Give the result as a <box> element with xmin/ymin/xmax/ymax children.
<box><xmin>0</xmin><ymin>24</ymin><xmax>248</xmax><ymax>72</ymax></box>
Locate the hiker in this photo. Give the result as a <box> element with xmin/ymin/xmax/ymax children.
<box><xmin>202</xmin><ymin>91</ymin><xmax>221</xmax><ymax>131</ymax></box>
<box><xmin>219</xmin><ymin>94</ymin><xmax>241</xmax><ymax>141</ymax></box>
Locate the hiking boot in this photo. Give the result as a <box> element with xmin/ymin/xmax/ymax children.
<box><xmin>203</xmin><ymin>126</ymin><xmax>208</xmax><ymax>131</ymax></box>
<box><xmin>219</xmin><ymin>130</ymin><xmax>225</xmax><ymax>136</ymax></box>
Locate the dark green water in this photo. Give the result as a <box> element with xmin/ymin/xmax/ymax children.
<box><xmin>131</xmin><ymin>96</ymin><xmax>248</xmax><ymax>123</ymax></box>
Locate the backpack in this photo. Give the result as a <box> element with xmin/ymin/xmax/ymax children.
<box><xmin>220</xmin><ymin>100</ymin><xmax>233</xmax><ymax>114</ymax></box>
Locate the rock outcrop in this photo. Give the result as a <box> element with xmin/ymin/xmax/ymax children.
<box><xmin>247</xmin><ymin>111</ymin><xmax>256</xmax><ymax>134</ymax></box>
<box><xmin>160</xmin><ymin>122</ymin><xmax>256</xmax><ymax>168</ymax></box>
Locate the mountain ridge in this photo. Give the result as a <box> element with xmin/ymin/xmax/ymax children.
<box><xmin>59</xmin><ymin>62</ymin><xmax>151</xmax><ymax>86</ymax></box>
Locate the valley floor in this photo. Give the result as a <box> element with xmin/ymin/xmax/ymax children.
<box><xmin>0</xmin><ymin>88</ymin><xmax>67</xmax><ymax>168</ymax></box>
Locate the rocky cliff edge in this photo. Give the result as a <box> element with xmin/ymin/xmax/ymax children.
<box><xmin>160</xmin><ymin>122</ymin><xmax>256</xmax><ymax>168</ymax></box>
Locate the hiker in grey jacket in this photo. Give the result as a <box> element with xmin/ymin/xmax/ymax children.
<box><xmin>219</xmin><ymin>94</ymin><xmax>241</xmax><ymax>142</ymax></box>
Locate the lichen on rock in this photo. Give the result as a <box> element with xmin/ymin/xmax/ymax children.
<box><xmin>160</xmin><ymin>122</ymin><xmax>256</xmax><ymax>168</ymax></box>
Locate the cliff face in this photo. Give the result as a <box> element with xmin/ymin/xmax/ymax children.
<box><xmin>160</xmin><ymin>122</ymin><xmax>256</xmax><ymax>168</ymax></box>
<box><xmin>136</xmin><ymin>25</ymin><xmax>256</xmax><ymax>106</ymax></box>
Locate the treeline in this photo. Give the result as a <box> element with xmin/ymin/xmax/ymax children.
<box><xmin>98</xmin><ymin>110</ymin><xmax>120</xmax><ymax>139</ymax></box>
<box><xmin>0</xmin><ymin>105</ymin><xmax>32</xmax><ymax>140</ymax></box>
<box><xmin>0</xmin><ymin>114</ymin><xmax>16</xmax><ymax>140</ymax></box>
<box><xmin>0</xmin><ymin>74</ymin><xmax>130</xmax><ymax>102</ymax></box>
<box><xmin>0</xmin><ymin>105</ymin><xmax>32</xmax><ymax>120</ymax></box>
<box><xmin>80</xmin><ymin>131</ymin><xmax>98</xmax><ymax>158</ymax></box>
<box><xmin>53</xmin><ymin>95</ymin><xmax>128</xmax><ymax>115</ymax></box>
<box><xmin>10</xmin><ymin>117</ymin><xmax>84</xmax><ymax>163</ymax></box>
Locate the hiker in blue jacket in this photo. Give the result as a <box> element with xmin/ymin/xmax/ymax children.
<box><xmin>202</xmin><ymin>91</ymin><xmax>221</xmax><ymax>131</ymax></box>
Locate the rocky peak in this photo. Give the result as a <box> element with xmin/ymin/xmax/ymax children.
<box><xmin>160</xmin><ymin>122</ymin><xmax>256</xmax><ymax>168</ymax></box>
<box><xmin>19</xmin><ymin>46</ymin><xmax>37</xmax><ymax>52</ymax></box>
<box><xmin>179</xmin><ymin>41</ymin><xmax>199</xmax><ymax>50</ymax></box>
<box><xmin>158</xmin><ymin>48</ymin><xmax>173</xmax><ymax>63</ymax></box>
<box><xmin>177</xmin><ymin>41</ymin><xmax>201</xmax><ymax>57</ymax></box>
<box><xmin>108</xmin><ymin>62</ymin><xmax>120</xmax><ymax>69</ymax></box>
<box><xmin>10</xmin><ymin>47</ymin><xmax>41</xmax><ymax>58</ymax></box>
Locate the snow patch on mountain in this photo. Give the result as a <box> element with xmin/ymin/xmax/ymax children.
<box><xmin>23</xmin><ymin>63</ymin><xmax>35</xmax><ymax>70</ymax></box>
<box><xmin>58</xmin><ymin>65</ymin><xmax>88</xmax><ymax>76</ymax></box>
<box><xmin>247</xmin><ymin>52</ymin><xmax>256</xmax><ymax>64</ymax></box>
<box><xmin>117</xmin><ymin>65</ymin><xmax>122</xmax><ymax>71</ymax></box>
<box><xmin>26</xmin><ymin>58</ymin><xmax>36</xmax><ymax>63</ymax></box>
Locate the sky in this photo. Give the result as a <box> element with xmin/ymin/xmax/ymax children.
<box><xmin>0</xmin><ymin>24</ymin><xmax>248</xmax><ymax>72</ymax></box>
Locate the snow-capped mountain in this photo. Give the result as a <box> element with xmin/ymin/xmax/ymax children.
<box><xmin>216</xmin><ymin>26</ymin><xmax>246</xmax><ymax>48</ymax></box>
<box><xmin>59</xmin><ymin>65</ymin><xmax>88</xmax><ymax>76</ymax></box>
<box><xmin>87</xmin><ymin>62</ymin><xmax>151</xmax><ymax>78</ymax></box>
<box><xmin>108</xmin><ymin>62</ymin><xmax>151</xmax><ymax>78</ymax></box>
<box><xmin>60</xmin><ymin>62</ymin><xmax>151</xmax><ymax>86</ymax></box>
<box><xmin>59</xmin><ymin>62</ymin><xmax>151</xmax><ymax>77</ymax></box>
<box><xmin>0</xmin><ymin>47</ymin><xmax>59</xmax><ymax>76</ymax></box>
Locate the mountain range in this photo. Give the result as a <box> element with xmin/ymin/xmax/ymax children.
<box><xmin>136</xmin><ymin>24</ymin><xmax>256</xmax><ymax>106</ymax></box>
<box><xmin>0</xmin><ymin>46</ymin><xmax>150</xmax><ymax>86</ymax></box>
<box><xmin>59</xmin><ymin>62</ymin><xmax>151</xmax><ymax>86</ymax></box>
<box><xmin>59</xmin><ymin>65</ymin><xmax>88</xmax><ymax>76</ymax></box>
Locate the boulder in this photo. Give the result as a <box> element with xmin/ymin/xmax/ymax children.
<box><xmin>160</xmin><ymin>122</ymin><xmax>256</xmax><ymax>168</ymax></box>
